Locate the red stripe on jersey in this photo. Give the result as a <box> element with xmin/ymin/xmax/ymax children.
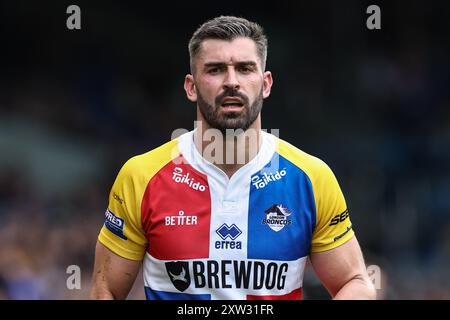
<box><xmin>141</xmin><ymin>155</ymin><xmax>211</xmax><ymax>260</ymax></box>
<box><xmin>246</xmin><ymin>288</ymin><xmax>302</xmax><ymax>300</ymax></box>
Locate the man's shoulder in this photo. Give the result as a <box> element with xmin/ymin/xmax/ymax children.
<box><xmin>117</xmin><ymin>137</ymin><xmax>180</xmax><ymax>181</ymax></box>
<box><xmin>273</xmin><ymin>135</ymin><xmax>333</xmax><ymax>182</ymax></box>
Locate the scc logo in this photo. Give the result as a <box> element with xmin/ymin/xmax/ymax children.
<box><xmin>329</xmin><ymin>209</ymin><xmax>350</xmax><ymax>226</ymax></box>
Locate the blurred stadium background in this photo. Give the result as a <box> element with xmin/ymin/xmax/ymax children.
<box><xmin>0</xmin><ymin>0</ymin><xmax>449</xmax><ymax>299</ymax></box>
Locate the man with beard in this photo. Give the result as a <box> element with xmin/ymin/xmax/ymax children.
<box><xmin>91</xmin><ymin>16</ymin><xmax>376</xmax><ymax>300</ymax></box>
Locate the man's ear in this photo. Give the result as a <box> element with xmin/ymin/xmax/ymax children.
<box><xmin>184</xmin><ymin>74</ymin><xmax>197</xmax><ymax>102</ymax></box>
<box><xmin>262</xmin><ymin>71</ymin><xmax>273</xmax><ymax>99</ymax></box>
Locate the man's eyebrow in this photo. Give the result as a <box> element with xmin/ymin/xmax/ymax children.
<box><xmin>203</xmin><ymin>61</ymin><xmax>258</xmax><ymax>68</ymax></box>
<box><xmin>203</xmin><ymin>62</ymin><xmax>227</xmax><ymax>68</ymax></box>
<box><xmin>235</xmin><ymin>61</ymin><xmax>257</xmax><ymax>66</ymax></box>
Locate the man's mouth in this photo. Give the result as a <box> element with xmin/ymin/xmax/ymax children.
<box><xmin>220</xmin><ymin>97</ymin><xmax>244</xmax><ymax>110</ymax></box>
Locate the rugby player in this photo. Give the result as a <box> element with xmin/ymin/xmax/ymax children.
<box><xmin>90</xmin><ymin>16</ymin><xmax>376</xmax><ymax>300</ymax></box>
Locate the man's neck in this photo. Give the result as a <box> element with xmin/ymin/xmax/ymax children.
<box><xmin>193</xmin><ymin>119</ymin><xmax>262</xmax><ymax>178</ymax></box>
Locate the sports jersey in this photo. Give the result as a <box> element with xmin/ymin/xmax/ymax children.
<box><xmin>98</xmin><ymin>130</ymin><xmax>354</xmax><ymax>300</ymax></box>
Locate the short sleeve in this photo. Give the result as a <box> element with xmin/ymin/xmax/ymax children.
<box><xmin>98</xmin><ymin>159</ymin><xmax>148</xmax><ymax>261</ymax></box>
<box><xmin>310</xmin><ymin>162</ymin><xmax>354</xmax><ymax>253</ymax></box>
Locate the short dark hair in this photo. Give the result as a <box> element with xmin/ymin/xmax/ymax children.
<box><xmin>188</xmin><ymin>16</ymin><xmax>268</xmax><ymax>73</ymax></box>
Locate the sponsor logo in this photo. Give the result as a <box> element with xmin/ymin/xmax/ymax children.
<box><xmin>165</xmin><ymin>210</ymin><xmax>198</xmax><ymax>226</ymax></box>
<box><xmin>333</xmin><ymin>224</ymin><xmax>353</xmax><ymax>242</ymax></box>
<box><xmin>329</xmin><ymin>209</ymin><xmax>350</xmax><ymax>226</ymax></box>
<box><xmin>165</xmin><ymin>260</ymin><xmax>288</xmax><ymax>292</ymax></box>
<box><xmin>251</xmin><ymin>168</ymin><xmax>287</xmax><ymax>189</ymax></box>
<box><xmin>172</xmin><ymin>167</ymin><xmax>207</xmax><ymax>192</ymax></box>
<box><xmin>165</xmin><ymin>261</ymin><xmax>191</xmax><ymax>292</ymax></box>
<box><xmin>113</xmin><ymin>192</ymin><xmax>124</xmax><ymax>205</ymax></box>
<box><xmin>262</xmin><ymin>204</ymin><xmax>293</xmax><ymax>232</ymax></box>
<box><xmin>215</xmin><ymin>224</ymin><xmax>242</xmax><ymax>250</ymax></box>
<box><xmin>104</xmin><ymin>209</ymin><xmax>127</xmax><ymax>240</ymax></box>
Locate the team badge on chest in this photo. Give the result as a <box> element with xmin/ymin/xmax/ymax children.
<box><xmin>262</xmin><ymin>204</ymin><xmax>293</xmax><ymax>232</ymax></box>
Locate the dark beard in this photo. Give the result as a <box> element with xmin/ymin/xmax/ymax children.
<box><xmin>197</xmin><ymin>87</ymin><xmax>264</xmax><ymax>134</ymax></box>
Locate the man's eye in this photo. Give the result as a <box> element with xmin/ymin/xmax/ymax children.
<box><xmin>238</xmin><ymin>66</ymin><xmax>253</xmax><ymax>73</ymax></box>
<box><xmin>208</xmin><ymin>68</ymin><xmax>220</xmax><ymax>74</ymax></box>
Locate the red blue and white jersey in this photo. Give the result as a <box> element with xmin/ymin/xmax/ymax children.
<box><xmin>98</xmin><ymin>130</ymin><xmax>354</xmax><ymax>300</ymax></box>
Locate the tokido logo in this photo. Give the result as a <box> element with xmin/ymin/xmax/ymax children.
<box><xmin>251</xmin><ymin>168</ymin><xmax>286</xmax><ymax>189</ymax></box>
<box><xmin>172</xmin><ymin>167</ymin><xmax>207</xmax><ymax>192</ymax></box>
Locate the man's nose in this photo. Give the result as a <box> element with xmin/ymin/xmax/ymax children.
<box><xmin>223</xmin><ymin>68</ymin><xmax>240</xmax><ymax>91</ymax></box>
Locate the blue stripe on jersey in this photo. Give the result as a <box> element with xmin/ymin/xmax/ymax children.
<box><xmin>145</xmin><ymin>287</ymin><xmax>211</xmax><ymax>300</ymax></box>
<box><xmin>247</xmin><ymin>153</ymin><xmax>316</xmax><ymax>261</ymax></box>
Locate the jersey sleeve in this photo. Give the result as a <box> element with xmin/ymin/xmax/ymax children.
<box><xmin>98</xmin><ymin>158</ymin><xmax>148</xmax><ymax>261</ymax></box>
<box><xmin>310</xmin><ymin>161</ymin><xmax>354</xmax><ymax>253</ymax></box>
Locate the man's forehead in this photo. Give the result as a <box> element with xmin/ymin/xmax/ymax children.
<box><xmin>197</xmin><ymin>37</ymin><xmax>260</xmax><ymax>64</ymax></box>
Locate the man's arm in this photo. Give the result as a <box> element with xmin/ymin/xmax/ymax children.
<box><xmin>90</xmin><ymin>241</ymin><xmax>141</xmax><ymax>300</ymax></box>
<box><xmin>309</xmin><ymin>236</ymin><xmax>376</xmax><ymax>299</ymax></box>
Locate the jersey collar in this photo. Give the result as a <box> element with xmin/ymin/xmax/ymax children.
<box><xmin>178</xmin><ymin>129</ymin><xmax>277</xmax><ymax>186</ymax></box>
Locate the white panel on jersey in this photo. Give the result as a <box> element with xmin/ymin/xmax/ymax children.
<box><xmin>178</xmin><ymin>130</ymin><xmax>276</xmax><ymax>262</ymax></box>
<box><xmin>143</xmin><ymin>253</ymin><xmax>307</xmax><ymax>300</ymax></box>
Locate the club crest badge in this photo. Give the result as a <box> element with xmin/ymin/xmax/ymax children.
<box><xmin>262</xmin><ymin>204</ymin><xmax>293</xmax><ymax>232</ymax></box>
